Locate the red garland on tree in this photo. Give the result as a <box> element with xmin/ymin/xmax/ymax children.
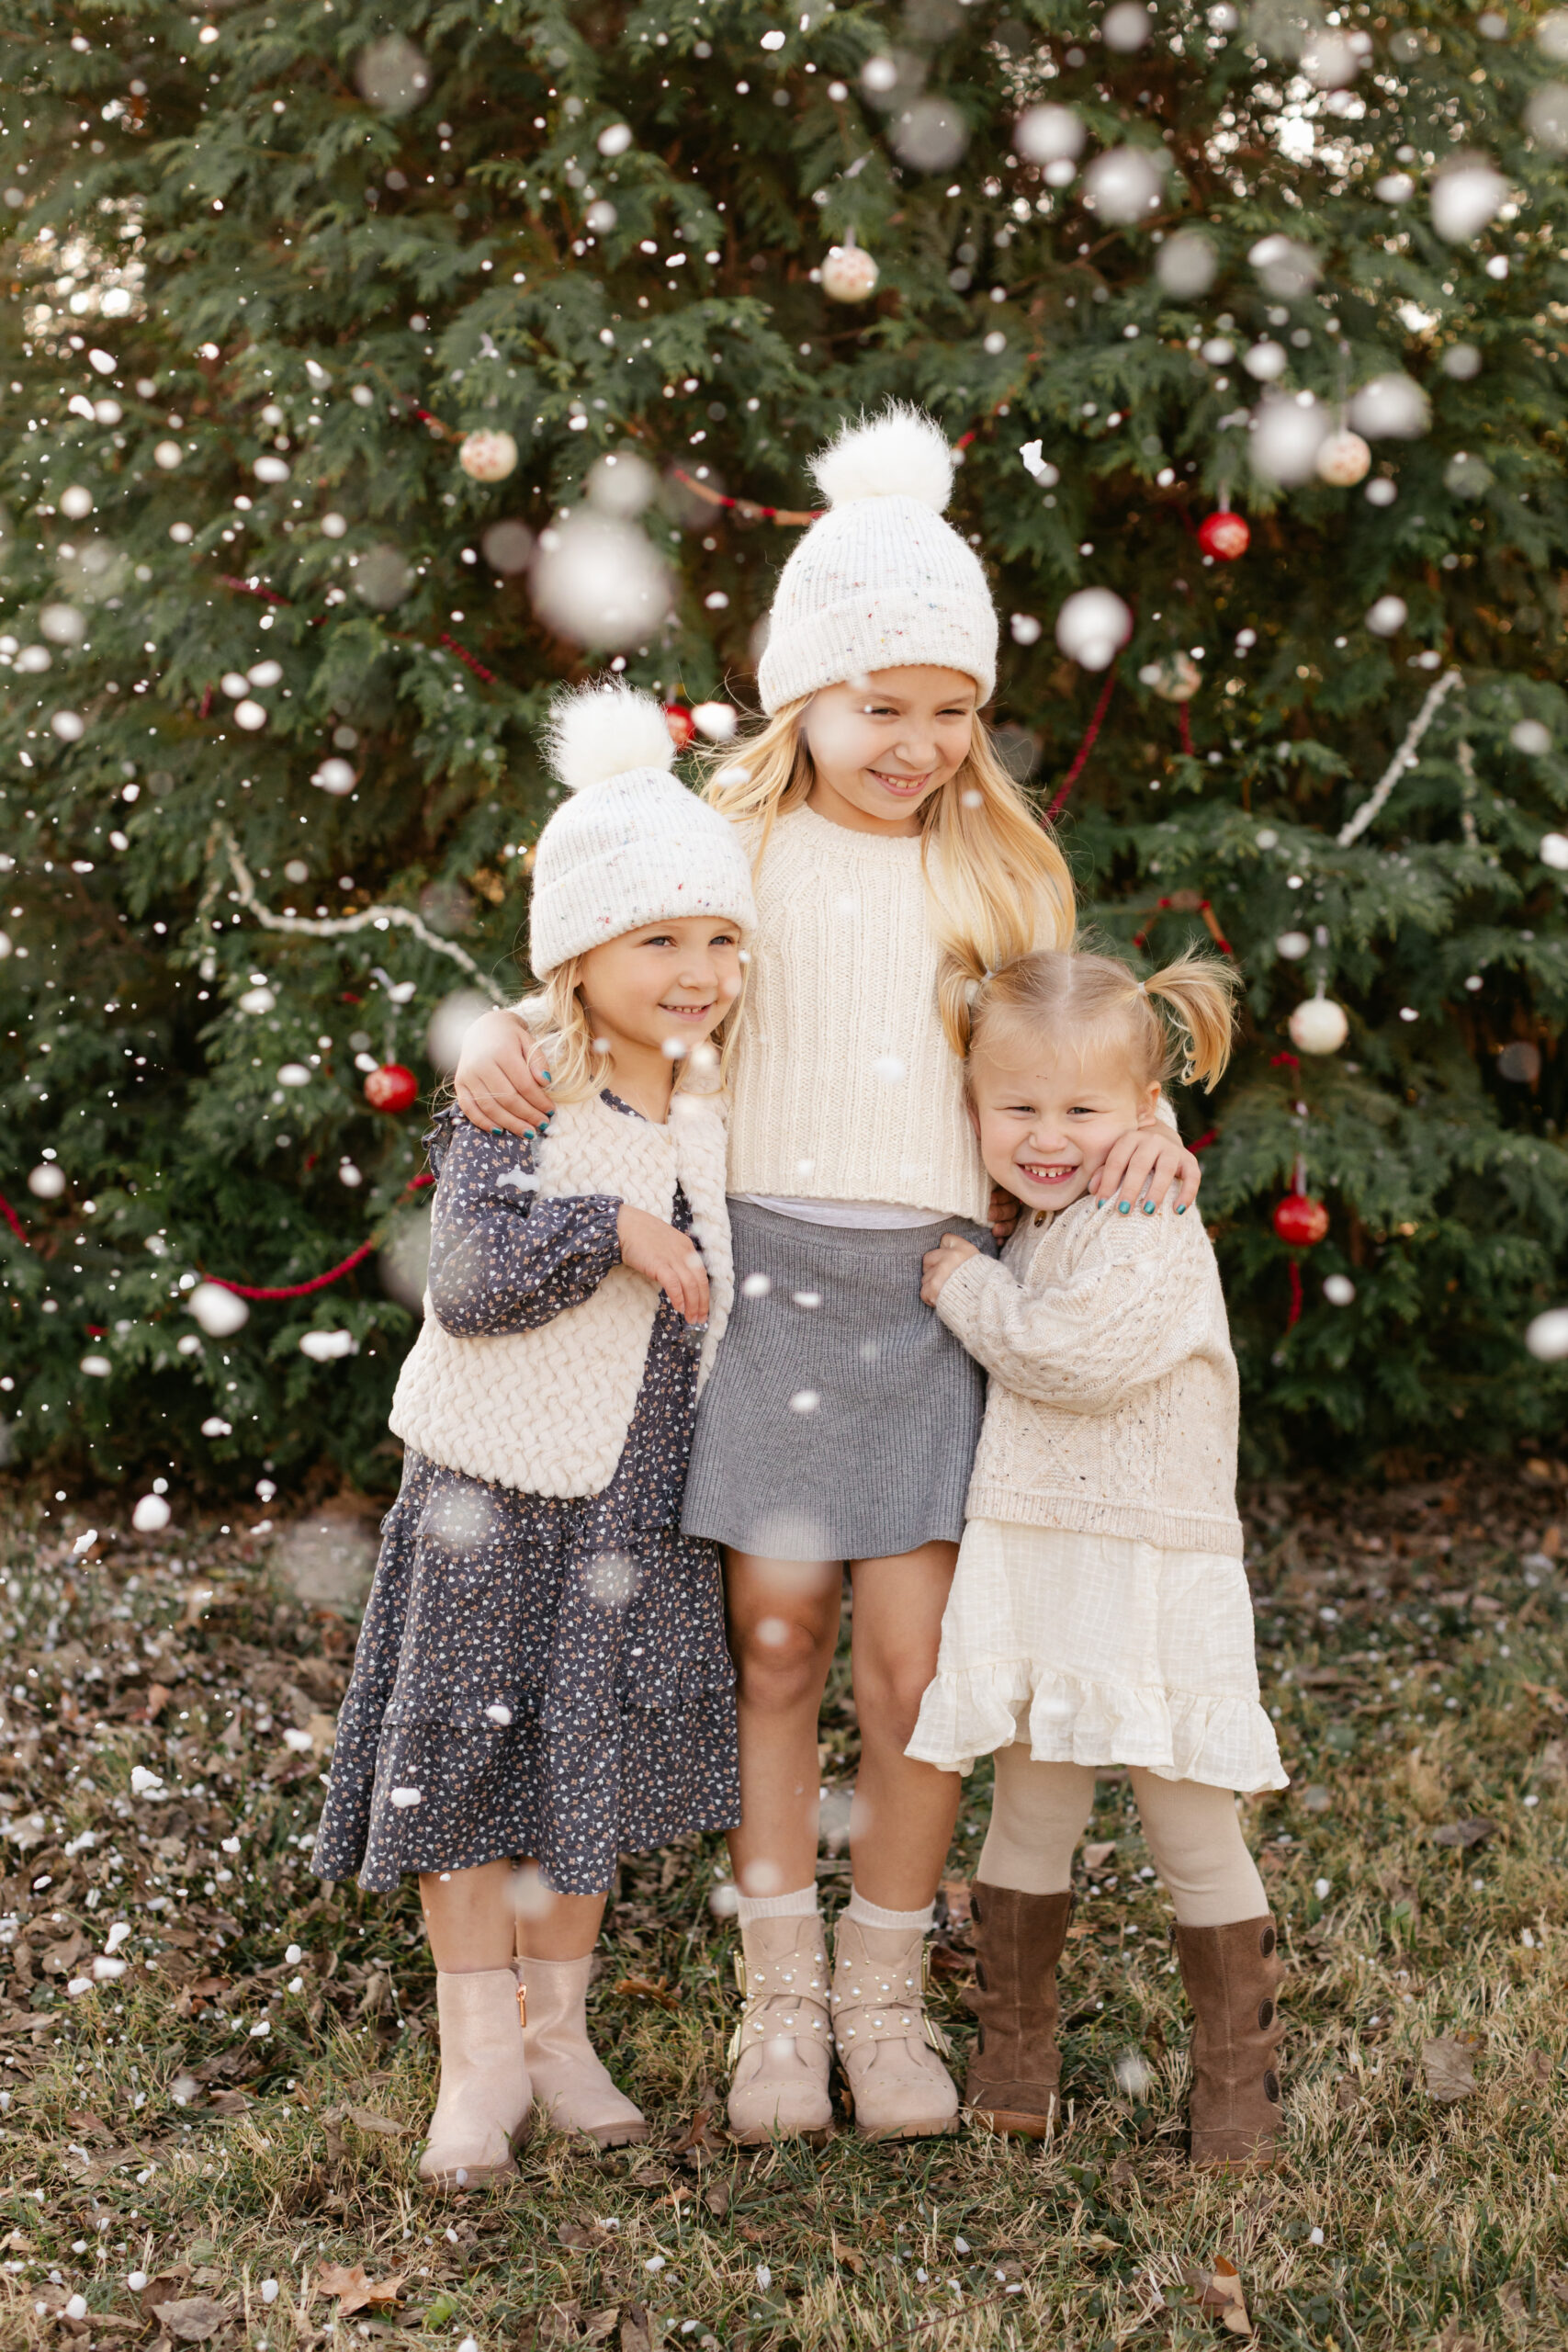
<box><xmin>1198</xmin><ymin>510</ymin><xmax>1251</xmax><ymax>561</ymax></box>
<box><xmin>364</xmin><ymin>1063</ymin><xmax>420</xmax><ymax>1114</ymax></box>
<box><xmin>1273</xmin><ymin>1193</ymin><xmax>1329</xmax><ymax>1247</ymax></box>
<box><xmin>664</xmin><ymin>703</ymin><xmax>696</xmax><ymax>751</ymax></box>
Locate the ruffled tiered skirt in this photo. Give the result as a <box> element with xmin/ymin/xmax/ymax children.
<box><xmin>907</xmin><ymin>1519</ymin><xmax>1286</xmax><ymax>1792</ymax></box>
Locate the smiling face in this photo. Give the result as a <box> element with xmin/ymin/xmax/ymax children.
<box><xmin>968</xmin><ymin>1025</ymin><xmax>1161</xmax><ymax>1211</ymax></box>
<box><xmin>577</xmin><ymin>915</ymin><xmax>744</xmax><ymax>1068</ymax></box>
<box><xmin>799</xmin><ymin>664</ymin><xmax>978</xmax><ymax>836</ymax></box>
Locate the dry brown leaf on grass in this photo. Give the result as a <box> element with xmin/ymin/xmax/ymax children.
<box><xmin>313</xmin><ymin>2262</ymin><xmax>406</xmax><ymax>2317</ymax></box>
<box><xmin>147</xmin><ymin>2299</ymin><xmax>232</xmax><ymax>2344</ymax></box>
<box><xmin>1429</xmin><ymin>1817</ymin><xmax>1497</xmax><ymax>1849</ymax></box>
<box><xmin>1422</xmin><ymin>2033</ymin><xmax>1483</xmax><ymax>2102</ymax></box>
<box><xmin>612</xmin><ymin>1973</ymin><xmax>679</xmax><ymax>2009</ymax></box>
<box><xmin>1182</xmin><ymin>2256</ymin><xmax>1253</xmax><ymax>2337</ymax></box>
<box><xmin>939</xmin><ymin>1875</ymin><xmax>973</xmax><ymax>1927</ymax></box>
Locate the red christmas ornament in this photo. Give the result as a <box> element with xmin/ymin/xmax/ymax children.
<box><xmin>364</xmin><ymin>1062</ymin><xmax>419</xmax><ymax>1114</ymax></box>
<box><xmin>663</xmin><ymin>703</ymin><xmax>695</xmax><ymax>752</ymax></box>
<box><xmin>1272</xmin><ymin>1193</ymin><xmax>1329</xmax><ymax>1248</ymax></box>
<box><xmin>1198</xmin><ymin>509</ymin><xmax>1250</xmax><ymax>561</ymax></box>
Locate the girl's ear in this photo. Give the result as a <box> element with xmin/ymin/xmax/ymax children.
<box><xmin>1136</xmin><ymin>1080</ymin><xmax>1164</xmax><ymax>1123</ymax></box>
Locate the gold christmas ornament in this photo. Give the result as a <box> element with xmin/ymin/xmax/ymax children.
<box><xmin>1314</xmin><ymin>428</ymin><xmax>1372</xmax><ymax>487</ymax></box>
<box><xmin>820</xmin><ymin>238</ymin><xmax>880</xmax><ymax>303</ymax></box>
<box><xmin>458</xmin><ymin>429</ymin><xmax>520</xmax><ymax>484</ymax></box>
<box><xmin>1288</xmin><ymin>991</ymin><xmax>1349</xmax><ymax>1055</ymax></box>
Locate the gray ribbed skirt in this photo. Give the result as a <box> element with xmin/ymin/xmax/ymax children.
<box><xmin>681</xmin><ymin>1201</ymin><xmax>997</xmax><ymax>1563</ymax></box>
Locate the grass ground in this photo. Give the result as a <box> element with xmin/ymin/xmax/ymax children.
<box><xmin>0</xmin><ymin>1462</ymin><xmax>1564</xmax><ymax>2351</ymax></box>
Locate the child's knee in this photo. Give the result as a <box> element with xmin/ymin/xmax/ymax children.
<box><xmin>734</xmin><ymin>1611</ymin><xmax>830</xmax><ymax>1707</ymax></box>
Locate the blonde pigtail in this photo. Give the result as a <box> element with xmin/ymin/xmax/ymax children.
<box><xmin>1141</xmin><ymin>949</ymin><xmax>1242</xmax><ymax>1092</ymax></box>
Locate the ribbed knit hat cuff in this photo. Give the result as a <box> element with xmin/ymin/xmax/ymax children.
<box><xmin>758</xmin><ymin>594</ymin><xmax>998</xmax><ymax>713</ymax></box>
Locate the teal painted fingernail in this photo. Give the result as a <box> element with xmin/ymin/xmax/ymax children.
<box><xmin>523</xmin><ymin>1125</ymin><xmax>535</xmax><ymax>1137</ymax></box>
<box><xmin>1118</xmin><ymin>1200</ymin><xmax>1131</xmax><ymax>1215</ymax></box>
<box><xmin>490</xmin><ymin>1125</ymin><xmax>504</xmax><ymax>1136</ymax></box>
<box><xmin>1142</xmin><ymin>1199</ymin><xmax>1156</xmax><ymax>1215</ymax></box>
<box><xmin>542</xmin><ymin>1069</ymin><xmax>552</xmax><ymax>1080</ymax></box>
<box><xmin>1177</xmin><ymin>1203</ymin><xmax>1188</xmax><ymax>1216</ymax></box>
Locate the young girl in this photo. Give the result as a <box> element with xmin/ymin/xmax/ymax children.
<box><xmin>314</xmin><ymin>684</ymin><xmax>757</xmax><ymax>2185</ymax></box>
<box><xmin>908</xmin><ymin>947</ymin><xmax>1289</xmax><ymax>2167</ymax></box>
<box><xmin>453</xmin><ymin>405</ymin><xmax>1202</xmax><ymax>2144</ymax></box>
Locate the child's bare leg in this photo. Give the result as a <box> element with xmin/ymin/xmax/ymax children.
<box><xmin>724</xmin><ymin>1549</ymin><xmax>842</xmax><ymax>1898</ymax></box>
<box><xmin>515</xmin><ymin>1887</ymin><xmax>606</xmax><ymax>1962</ymax></box>
<box><xmin>419</xmin><ymin>1858</ymin><xmax>517</xmax><ymax>1971</ymax></box>
<box><xmin>846</xmin><ymin>1543</ymin><xmax>963</xmax><ymax>1909</ymax></box>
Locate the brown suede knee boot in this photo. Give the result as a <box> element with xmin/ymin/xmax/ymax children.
<box><xmin>964</xmin><ymin>1884</ymin><xmax>1075</xmax><ymax>2139</ymax></box>
<box><xmin>1173</xmin><ymin>1915</ymin><xmax>1284</xmax><ymax>2169</ymax></box>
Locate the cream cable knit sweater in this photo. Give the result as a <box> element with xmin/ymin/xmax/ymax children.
<box><xmin>934</xmin><ymin>1194</ymin><xmax>1244</xmax><ymax>1557</ymax></box>
<box><xmin>390</xmin><ymin>1087</ymin><xmax>732</xmax><ymax>1497</ymax></box>
<box><xmin>725</xmin><ymin>805</ymin><xmax>992</xmax><ymax>1224</ymax></box>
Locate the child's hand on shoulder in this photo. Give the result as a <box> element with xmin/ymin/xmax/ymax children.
<box><xmin>920</xmin><ymin>1233</ymin><xmax>978</xmax><ymax>1306</ymax></box>
<box><xmin>987</xmin><ymin>1183</ymin><xmax>1021</xmax><ymax>1243</ymax></box>
<box><xmin>616</xmin><ymin>1204</ymin><xmax>710</xmax><ymax>1324</ymax></box>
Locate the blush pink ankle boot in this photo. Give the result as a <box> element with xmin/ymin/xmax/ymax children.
<box><xmin>418</xmin><ymin>1966</ymin><xmax>533</xmax><ymax>2188</ymax></box>
<box><xmin>517</xmin><ymin>1952</ymin><xmax>648</xmax><ymax>2149</ymax></box>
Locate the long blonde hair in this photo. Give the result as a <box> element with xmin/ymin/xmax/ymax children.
<box><xmin>964</xmin><ymin>945</ymin><xmax>1241</xmax><ymax>1092</ymax></box>
<box><xmin>698</xmin><ymin>697</ymin><xmax>1075</xmax><ymax>1050</ymax></box>
<box><xmin>531</xmin><ymin>954</ymin><xmax>746</xmax><ymax>1105</ymax></box>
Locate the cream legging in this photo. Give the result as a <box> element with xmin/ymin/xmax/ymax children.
<box><xmin>976</xmin><ymin>1748</ymin><xmax>1268</xmax><ymax>1928</ymax></box>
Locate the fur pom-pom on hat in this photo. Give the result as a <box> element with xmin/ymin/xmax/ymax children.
<box><xmin>809</xmin><ymin>401</ymin><xmax>956</xmax><ymax>514</ymax></box>
<box><xmin>527</xmin><ymin>677</ymin><xmax>756</xmax><ymax>977</ymax></box>
<box><xmin>757</xmin><ymin>401</ymin><xmax>998</xmax><ymax>712</ymax></box>
<box><xmin>543</xmin><ymin>678</ymin><xmax>676</xmax><ymax>795</ymax></box>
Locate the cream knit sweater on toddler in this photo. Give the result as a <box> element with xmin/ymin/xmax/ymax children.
<box><xmin>907</xmin><ymin>1195</ymin><xmax>1283</xmax><ymax>1792</ymax></box>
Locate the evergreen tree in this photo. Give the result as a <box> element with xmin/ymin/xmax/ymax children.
<box><xmin>2</xmin><ymin>0</ymin><xmax>1566</xmax><ymax>1496</ymax></box>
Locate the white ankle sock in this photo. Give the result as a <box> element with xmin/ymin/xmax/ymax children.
<box><xmin>845</xmin><ymin>1890</ymin><xmax>935</xmax><ymax>1935</ymax></box>
<box><xmin>735</xmin><ymin>1883</ymin><xmax>819</xmax><ymax>1927</ymax></box>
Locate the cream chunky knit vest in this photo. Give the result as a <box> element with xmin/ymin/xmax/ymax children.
<box><xmin>389</xmin><ymin>1089</ymin><xmax>733</xmax><ymax>1498</ymax></box>
<box><xmin>725</xmin><ymin>805</ymin><xmax>991</xmax><ymax>1223</ymax></box>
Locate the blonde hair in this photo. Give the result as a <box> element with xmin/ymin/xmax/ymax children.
<box><xmin>531</xmin><ymin>953</ymin><xmax>746</xmax><ymax>1105</ymax></box>
<box><xmin>964</xmin><ymin>945</ymin><xmax>1241</xmax><ymax>1093</ymax></box>
<box><xmin>698</xmin><ymin>696</ymin><xmax>1075</xmax><ymax>1050</ymax></box>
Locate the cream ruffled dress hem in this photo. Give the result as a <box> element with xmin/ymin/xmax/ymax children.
<box><xmin>907</xmin><ymin>1660</ymin><xmax>1287</xmax><ymax>1790</ymax></box>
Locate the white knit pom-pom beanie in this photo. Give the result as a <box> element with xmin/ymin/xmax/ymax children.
<box><xmin>756</xmin><ymin>402</ymin><xmax>998</xmax><ymax>712</ymax></box>
<box><xmin>527</xmin><ymin>680</ymin><xmax>758</xmax><ymax>977</ymax></box>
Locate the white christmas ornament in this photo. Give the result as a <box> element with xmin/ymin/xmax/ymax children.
<box><xmin>1156</xmin><ymin>230</ymin><xmax>1216</xmax><ymax>294</ymax></box>
<box><xmin>1540</xmin><ymin>831</ymin><xmax>1568</xmax><ymax>869</ymax></box>
<box><xmin>1527</xmin><ymin>1306</ymin><xmax>1568</xmax><ymax>1360</ymax></box>
<box><xmin>1315</xmin><ymin>429</ymin><xmax>1371</xmax><ymax>487</ymax></box>
<box><xmin>299</xmin><ymin>1329</ymin><xmax>356</xmax><ymax>1362</ymax></box>
<box><xmin>28</xmin><ymin>1162</ymin><xmax>67</xmax><ymax>1200</ymax></box>
<box><xmin>234</xmin><ymin>699</ymin><xmax>267</xmax><ymax>731</ymax></box>
<box><xmin>1102</xmin><ymin>0</ymin><xmax>1151</xmax><ymax>48</ymax></box>
<box><xmin>586</xmin><ymin>449</ymin><xmax>657</xmax><ymax>517</ymax></box>
<box><xmin>459</xmin><ymin>430</ymin><xmax>519</xmax><ymax>484</ymax></box>
<box><xmin>1243</xmin><ymin>339</ymin><xmax>1288</xmax><ymax>381</ymax></box>
<box><xmin>311</xmin><ymin>757</ymin><xmax>356</xmax><ymax>795</ymax></box>
<box><xmin>131</xmin><ymin>1494</ymin><xmax>172</xmax><ymax>1534</ymax></box>
<box><xmin>1323</xmin><ymin>1274</ymin><xmax>1356</xmax><ymax>1306</ymax></box>
<box><xmin>1525</xmin><ymin>84</ymin><xmax>1568</xmax><ymax>151</ymax></box>
<box><xmin>1374</xmin><ymin>172</ymin><xmax>1416</xmax><ymax>204</ymax></box>
<box><xmin>1366</xmin><ymin>594</ymin><xmax>1407</xmax><ymax>638</ymax></box>
<box><xmin>1248</xmin><ymin>234</ymin><xmax>1320</xmax><ymax>296</ymax></box>
<box><xmin>1249</xmin><ymin>394</ymin><xmax>1328</xmax><ymax>486</ymax></box>
<box><xmin>1138</xmin><ymin>651</ymin><xmax>1201</xmax><ymax>702</ymax></box>
<box><xmin>1540</xmin><ymin>10</ymin><xmax>1568</xmax><ymax>59</ymax></box>
<box><xmin>189</xmin><ymin>1281</ymin><xmax>251</xmax><ymax>1338</ymax></box>
<box><xmin>1510</xmin><ymin>719</ymin><xmax>1551</xmax><ymax>756</ymax></box>
<box><xmin>820</xmin><ymin>241</ymin><xmax>880</xmax><ymax>302</ymax></box>
<box><xmin>1430</xmin><ymin>155</ymin><xmax>1508</xmax><ymax>243</ymax></box>
<box><xmin>1288</xmin><ymin>993</ymin><xmax>1349</xmax><ymax>1055</ymax></box>
<box><xmin>1055</xmin><ymin>588</ymin><xmax>1133</xmax><ymax>672</ymax></box>
<box><xmin>427</xmin><ymin>989</ymin><xmax>494</xmax><ymax>1072</ymax></box>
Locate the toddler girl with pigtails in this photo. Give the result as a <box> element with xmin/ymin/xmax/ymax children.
<box><xmin>315</xmin><ymin>684</ymin><xmax>755</xmax><ymax>2185</ymax></box>
<box><xmin>455</xmin><ymin>402</ymin><xmax>1203</xmax><ymax>2145</ymax></box>
<box><xmin>909</xmin><ymin>947</ymin><xmax>1289</xmax><ymax>2168</ymax></box>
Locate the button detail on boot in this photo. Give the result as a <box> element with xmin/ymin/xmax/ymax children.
<box><xmin>1173</xmin><ymin>1915</ymin><xmax>1286</xmax><ymax>2171</ymax></box>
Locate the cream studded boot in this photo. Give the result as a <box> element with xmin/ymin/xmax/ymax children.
<box><xmin>726</xmin><ymin>1913</ymin><xmax>834</xmax><ymax>2144</ymax></box>
<box><xmin>829</xmin><ymin>1917</ymin><xmax>960</xmax><ymax>2142</ymax></box>
<box><xmin>517</xmin><ymin>1951</ymin><xmax>649</xmax><ymax>2150</ymax></box>
<box><xmin>418</xmin><ymin>1967</ymin><xmax>533</xmax><ymax>2188</ymax></box>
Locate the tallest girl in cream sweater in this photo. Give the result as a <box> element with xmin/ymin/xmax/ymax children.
<box><xmin>455</xmin><ymin>404</ymin><xmax>1202</xmax><ymax>2145</ymax></box>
